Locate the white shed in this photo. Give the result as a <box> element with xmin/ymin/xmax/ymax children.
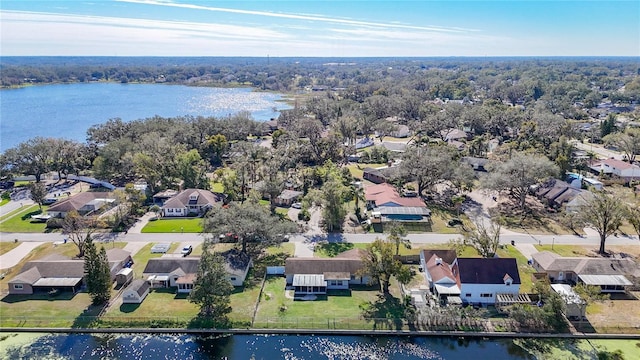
<box><xmin>115</xmin><ymin>268</ymin><xmax>133</xmax><ymax>286</ymax></box>
<box><xmin>122</xmin><ymin>279</ymin><xmax>150</xmax><ymax>304</ymax></box>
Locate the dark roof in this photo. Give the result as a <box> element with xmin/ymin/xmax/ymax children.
<box><xmin>277</xmin><ymin>189</ymin><xmax>303</xmax><ymax>200</ymax></box>
<box><xmin>219</xmin><ymin>249</ymin><xmax>252</xmax><ymax>276</ymax></box>
<box><xmin>456</xmin><ymin>258</ymin><xmax>521</xmax><ymax>285</ymax></box>
<box><xmin>374</xmin><ymin>206</ymin><xmax>431</xmax><ymax>216</ymax></box>
<box><xmin>143</xmin><ymin>258</ymin><xmax>200</xmax><ymax>275</ymax></box>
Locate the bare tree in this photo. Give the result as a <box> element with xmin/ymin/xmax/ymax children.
<box><xmin>62</xmin><ymin>210</ymin><xmax>100</xmax><ymax>258</ymax></box>
<box><xmin>458</xmin><ymin>219</ymin><xmax>501</xmax><ymax>258</ymax></box>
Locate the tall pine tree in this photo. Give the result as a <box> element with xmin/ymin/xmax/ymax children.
<box><xmin>84</xmin><ymin>237</ymin><xmax>112</xmax><ymax>305</ymax></box>
<box><xmin>189</xmin><ymin>242</ymin><xmax>233</xmax><ymax>324</ymax></box>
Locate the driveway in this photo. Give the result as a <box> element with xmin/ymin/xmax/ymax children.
<box><xmin>0</xmin><ymin>241</ymin><xmax>46</xmax><ymax>270</ymax></box>
<box><xmin>127</xmin><ymin>212</ymin><xmax>156</xmax><ymax>234</ymax></box>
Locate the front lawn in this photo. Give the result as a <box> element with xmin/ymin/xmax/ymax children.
<box><xmin>253</xmin><ymin>276</ymin><xmax>385</xmax><ymax>329</ymax></box>
<box><xmin>141</xmin><ymin>218</ymin><xmax>203</xmax><ymax>233</ymax></box>
<box><xmin>0</xmin><ymin>204</ymin><xmax>50</xmax><ymax>233</ymax></box>
<box><xmin>496</xmin><ymin>244</ymin><xmax>535</xmax><ymax>293</ymax></box>
<box><xmin>534</xmin><ymin>244</ymin><xmax>590</xmax><ymax>257</ymax></box>
<box><xmin>0</xmin><ymin>241</ymin><xmax>21</xmax><ymax>256</ymax></box>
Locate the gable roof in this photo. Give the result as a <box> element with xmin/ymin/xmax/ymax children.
<box><xmin>47</xmin><ymin>192</ymin><xmax>113</xmax><ymax>213</ymax></box>
<box><xmin>219</xmin><ymin>249</ymin><xmax>252</xmax><ymax>277</ymax></box>
<box><xmin>162</xmin><ymin>189</ymin><xmax>224</xmax><ymax>209</ymax></box>
<box><xmin>421</xmin><ymin>249</ymin><xmax>457</xmax><ymax>264</ymax></box>
<box><xmin>425</xmin><ymin>254</ymin><xmax>456</xmax><ymax>283</ymax></box>
<box><xmin>456</xmin><ymin>258</ymin><xmax>521</xmax><ymax>285</ymax></box>
<box><xmin>126</xmin><ymin>279</ymin><xmax>150</xmax><ymax>297</ymax></box>
<box><xmin>285</xmin><ymin>257</ymin><xmax>364</xmax><ymax>276</ymax></box>
<box><xmin>9</xmin><ymin>249</ymin><xmax>131</xmax><ymax>285</ymax></box>
<box><xmin>277</xmin><ymin>189</ymin><xmax>303</xmax><ymax>200</ymax></box>
<box><xmin>143</xmin><ymin>257</ymin><xmax>200</xmax><ymax>275</ymax></box>
<box><xmin>335</xmin><ymin>248</ymin><xmax>367</xmax><ymax>259</ymax></box>
<box><xmin>596</xmin><ymin>158</ymin><xmax>640</xmax><ymax>171</ymax></box>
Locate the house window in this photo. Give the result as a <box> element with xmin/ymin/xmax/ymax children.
<box><xmin>168</xmin><ymin>208</ymin><xmax>173</xmax><ymax>213</ymax></box>
<box><xmin>465</xmin><ymin>293</ymin><xmax>471</xmax><ymax>297</ymax></box>
<box><xmin>13</xmin><ymin>284</ymin><xmax>23</xmax><ymax>290</ymax></box>
<box><xmin>480</xmin><ymin>293</ymin><xmax>492</xmax><ymax>298</ymax></box>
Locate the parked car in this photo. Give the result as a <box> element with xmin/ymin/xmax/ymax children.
<box><xmin>291</xmin><ymin>202</ymin><xmax>302</xmax><ymax>209</ymax></box>
<box><xmin>181</xmin><ymin>245</ymin><xmax>193</xmax><ymax>256</ymax></box>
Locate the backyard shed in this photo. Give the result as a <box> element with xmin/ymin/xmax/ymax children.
<box><xmin>115</xmin><ymin>268</ymin><xmax>133</xmax><ymax>286</ymax></box>
<box><xmin>122</xmin><ymin>279</ymin><xmax>150</xmax><ymax>304</ymax></box>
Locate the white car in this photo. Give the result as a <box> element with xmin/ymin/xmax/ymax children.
<box><xmin>181</xmin><ymin>245</ymin><xmax>193</xmax><ymax>256</ymax></box>
<box><xmin>291</xmin><ymin>202</ymin><xmax>302</xmax><ymax>209</ymax></box>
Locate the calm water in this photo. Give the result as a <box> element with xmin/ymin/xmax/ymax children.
<box><xmin>0</xmin><ymin>333</ymin><xmax>535</xmax><ymax>360</ymax></box>
<box><xmin>0</xmin><ymin>83</ymin><xmax>290</xmax><ymax>151</ymax></box>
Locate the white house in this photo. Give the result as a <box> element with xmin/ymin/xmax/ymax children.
<box><xmin>420</xmin><ymin>250</ymin><xmax>460</xmax><ymax>301</ymax></box>
<box><xmin>590</xmin><ymin>158</ymin><xmax>640</xmax><ymax>181</ymax></box>
<box><xmin>122</xmin><ymin>279</ymin><xmax>150</xmax><ymax>304</ymax></box>
<box><xmin>284</xmin><ymin>249</ymin><xmax>370</xmax><ymax>296</ymax></box>
<box><xmin>454</xmin><ymin>258</ymin><xmax>521</xmax><ymax>305</ymax></box>
<box><xmin>161</xmin><ymin>188</ymin><xmax>224</xmax><ymax>217</ymax></box>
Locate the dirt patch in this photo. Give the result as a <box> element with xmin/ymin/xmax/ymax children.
<box><xmin>586</xmin><ymin>292</ymin><xmax>640</xmax><ymax>333</ymax></box>
<box><xmin>577</xmin><ymin>245</ymin><xmax>640</xmax><ymax>261</ymax></box>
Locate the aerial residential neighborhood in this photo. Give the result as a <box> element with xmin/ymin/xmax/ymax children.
<box><xmin>1</xmin><ymin>56</ymin><xmax>639</xmax><ymax>359</ymax></box>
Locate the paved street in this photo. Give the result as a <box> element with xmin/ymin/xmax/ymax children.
<box><xmin>573</xmin><ymin>141</ymin><xmax>625</xmax><ymax>160</ymax></box>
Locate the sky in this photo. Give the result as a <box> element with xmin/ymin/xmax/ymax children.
<box><xmin>0</xmin><ymin>0</ymin><xmax>638</xmax><ymax>57</ymax></box>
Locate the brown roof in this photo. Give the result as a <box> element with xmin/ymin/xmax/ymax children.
<box><xmin>425</xmin><ymin>254</ymin><xmax>456</xmax><ymax>283</ymax></box>
<box><xmin>47</xmin><ymin>192</ymin><xmax>112</xmax><ymax>213</ymax></box>
<box><xmin>335</xmin><ymin>248</ymin><xmax>367</xmax><ymax>259</ymax></box>
<box><xmin>365</xmin><ymin>183</ymin><xmax>425</xmax><ymax>207</ymax></box>
<box><xmin>285</xmin><ymin>258</ymin><xmax>364</xmax><ymax>276</ymax></box>
<box><xmin>162</xmin><ymin>188</ymin><xmax>224</xmax><ymax>209</ymax></box>
<box><xmin>421</xmin><ymin>249</ymin><xmax>457</xmax><ymax>264</ymax></box>
<box><xmin>175</xmin><ymin>273</ymin><xmax>197</xmax><ymax>285</ymax></box>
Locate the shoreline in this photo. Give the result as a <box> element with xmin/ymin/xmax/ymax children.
<box><xmin>2</xmin><ymin>327</ymin><xmax>640</xmax><ymax>340</ymax></box>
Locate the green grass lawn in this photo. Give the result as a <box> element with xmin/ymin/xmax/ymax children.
<box><xmin>253</xmin><ymin>276</ymin><xmax>384</xmax><ymax>329</ymax></box>
<box><xmin>345</xmin><ymin>163</ymin><xmax>387</xmax><ymax>180</ymax></box>
<box><xmin>0</xmin><ymin>204</ymin><xmax>50</xmax><ymax>233</ymax></box>
<box><xmin>0</xmin><ymin>198</ymin><xmax>9</xmax><ymax>207</ymax></box>
<box><xmin>101</xmin><ymin>288</ymin><xmax>199</xmax><ymax>327</ymax></box>
<box><xmin>141</xmin><ymin>218</ymin><xmax>203</xmax><ymax>233</ymax></box>
<box><xmin>534</xmin><ymin>244</ymin><xmax>590</xmax><ymax>257</ymax></box>
<box><xmin>131</xmin><ymin>242</ymin><xmax>179</xmax><ymax>278</ymax></box>
<box><xmin>0</xmin><ymin>241</ymin><xmax>21</xmax><ymax>256</ymax></box>
<box><xmin>0</xmin><ymin>292</ymin><xmax>98</xmax><ymax>327</ymax></box>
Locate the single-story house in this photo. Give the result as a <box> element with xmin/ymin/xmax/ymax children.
<box><xmin>565</xmin><ymin>191</ymin><xmax>595</xmax><ymax>213</ymax></box>
<box><xmin>47</xmin><ymin>192</ymin><xmax>115</xmax><ymax>218</ymax></box>
<box><xmin>221</xmin><ymin>249</ymin><xmax>252</xmax><ymax>287</ymax></box>
<box><xmin>355</xmin><ymin>137</ymin><xmax>375</xmax><ymax>149</ymax></box>
<box><xmin>371</xmin><ymin>206</ymin><xmax>431</xmax><ymax>224</ymax></box>
<box><xmin>534</xmin><ymin>179</ymin><xmax>589</xmax><ymax>209</ymax></box>
<box><xmin>143</xmin><ymin>257</ymin><xmax>200</xmax><ymax>293</ymax></box>
<box><xmin>365</xmin><ymin>183</ymin><xmax>425</xmax><ymax>210</ymax></box>
<box><xmin>143</xmin><ymin>252</ymin><xmax>251</xmax><ymax>293</ymax></box>
<box><xmin>589</xmin><ymin>158</ymin><xmax>640</xmax><ymax>182</ymax></box>
<box><xmin>362</xmin><ymin>167</ymin><xmax>398</xmax><ymax>184</ymax></box>
<box><xmin>275</xmin><ymin>189</ymin><xmax>303</xmax><ymax>207</ymax></box>
<box><xmin>390</xmin><ymin>125</ymin><xmax>411</xmax><ymax>138</ymax></box>
<box><xmin>442</xmin><ymin>128</ymin><xmax>468</xmax><ymax>142</ymax></box>
<box><xmin>284</xmin><ymin>249</ymin><xmax>370</xmax><ymax>296</ymax></box>
<box><xmin>8</xmin><ymin>249</ymin><xmax>131</xmax><ymax>295</ymax></box>
<box><xmin>122</xmin><ymin>279</ymin><xmax>150</xmax><ymax>304</ymax></box>
<box><xmin>454</xmin><ymin>258</ymin><xmax>521</xmax><ymax>305</ymax></box>
<box><xmin>161</xmin><ymin>188</ymin><xmax>225</xmax><ymax>217</ymax></box>
<box><xmin>381</xmin><ymin>141</ymin><xmax>408</xmax><ymax>153</ymax></box>
<box><xmin>531</xmin><ymin>251</ymin><xmax>637</xmax><ymax>293</ymax></box>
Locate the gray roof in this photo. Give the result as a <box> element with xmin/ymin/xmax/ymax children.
<box><xmin>143</xmin><ymin>257</ymin><xmax>200</xmax><ymax>275</ymax></box>
<box><xmin>277</xmin><ymin>189</ymin><xmax>303</xmax><ymax>201</ymax></box>
<box><xmin>532</xmin><ymin>251</ymin><xmax>639</xmax><ymax>276</ymax></box>
<box><xmin>381</xmin><ymin>142</ymin><xmax>408</xmax><ymax>152</ymax></box>
<box><xmin>33</xmin><ymin>277</ymin><xmax>82</xmax><ymax>287</ymax></box>
<box><xmin>162</xmin><ymin>188</ymin><xmax>224</xmax><ymax>210</ymax></box>
<box><xmin>126</xmin><ymin>279</ymin><xmax>150</xmax><ymax>297</ymax></box>
<box><xmin>47</xmin><ymin>192</ymin><xmax>113</xmax><ymax>213</ymax></box>
<box><xmin>220</xmin><ymin>249</ymin><xmax>252</xmax><ymax>277</ymax></box>
<box><xmin>578</xmin><ymin>274</ymin><xmax>633</xmax><ymax>286</ymax></box>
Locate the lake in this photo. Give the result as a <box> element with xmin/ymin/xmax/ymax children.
<box><xmin>0</xmin><ymin>83</ymin><xmax>291</xmax><ymax>151</ymax></box>
<box><xmin>0</xmin><ymin>333</ymin><xmax>537</xmax><ymax>360</ymax></box>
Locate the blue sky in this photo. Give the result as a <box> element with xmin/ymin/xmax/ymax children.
<box><xmin>1</xmin><ymin>0</ymin><xmax>638</xmax><ymax>56</ymax></box>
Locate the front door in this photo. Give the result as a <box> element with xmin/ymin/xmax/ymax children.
<box><xmin>558</xmin><ymin>272</ymin><xmax>564</xmax><ymax>281</ymax></box>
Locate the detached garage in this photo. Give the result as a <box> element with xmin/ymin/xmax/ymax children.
<box><xmin>122</xmin><ymin>279</ymin><xmax>150</xmax><ymax>304</ymax></box>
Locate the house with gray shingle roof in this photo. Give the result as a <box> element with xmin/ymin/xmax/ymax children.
<box><xmin>47</xmin><ymin>192</ymin><xmax>115</xmax><ymax>218</ymax></box>
<box><xmin>8</xmin><ymin>249</ymin><xmax>131</xmax><ymax>295</ymax></box>
<box><xmin>161</xmin><ymin>188</ymin><xmax>224</xmax><ymax>217</ymax></box>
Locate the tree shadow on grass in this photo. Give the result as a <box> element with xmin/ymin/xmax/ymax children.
<box><xmin>360</xmin><ymin>293</ymin><xmax>407</xmax><ymax>330</ymax></box>
<box><xmin>316</xmin><ymin>242</ymin><xmax>354</xmax><ymax>257</ymax></box>
<box><xmin>2</xmin><ymin>292</ymin><xmax>76</xmax><ymax>304</ymax></box>
<box><xmin>119</xmin><ymin>303</ymin><xmax>140</xmax><ymax>313</ymax></box>
<box><xmin>21</xmin><ymin>209</ymin><xmax>42</xmax><ymax>220</ymax></box>
<box><xmin>71</xmin><ymin>302</ymin><xmax>104</xmax><ymax>328</ymax></box>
